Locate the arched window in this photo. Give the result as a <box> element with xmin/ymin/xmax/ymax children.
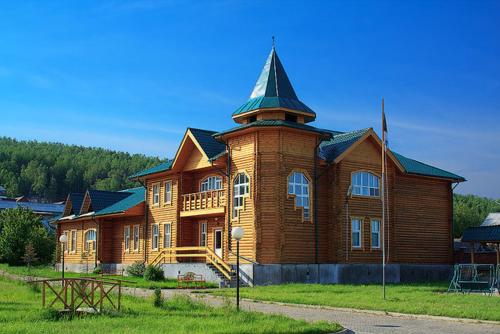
<box><xmin>352</xmin><ymin>171</ymin><xmax>380</xmax><ymax>197</ymax></box>
<box><xmin>233</xmin><ymin>173</ymin><xmax>250</xmax><ymax>218</ymax></box>
<box><xmin>288</xmin><ymin>171</ymin><xmax>310</xmax><ymax>220</ymax></box>
<box><xmin>84</xmin><ymin>230</ymin><xmax>96</xmax><ymax>252</ymax></box>
<box><xmin>201</xmin><ymin>176</ymin><xmax>222</xmax><ymax>192</ymax></box>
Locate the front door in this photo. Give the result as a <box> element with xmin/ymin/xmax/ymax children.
<box><xmin>214</xmin><ymin>229</ymin><xmax>223</xmax><ymax>258</ymax></box>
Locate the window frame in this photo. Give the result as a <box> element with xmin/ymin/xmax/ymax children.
<box><xmin>351</xmin><ymin>218</ymin><xmax>362</xmax><ymax>249</ymax></box>
<box><xmin>84</xmin><ymin>229</ymin><xmax>96</xmax><ymax>253</ymax></box>
<box><xmin>232</xmin><ymin>171</ymin><xmax>250</xmax><ymax>220</ymax></box>
<box><xmin>200</xmin><ymin>175</ymin><xmax>223</xmax><ymax>192</ymax></box>
<box><xmin>164</xmin><ymin>180</ymin><xmax>172</xmax><ymax>205</ymax></box>
<box><xmin>152</xmin><ymin>183</ymin><xmax>160</xmax><ymax>206</ymax></box>
<box><xmin>351</xmin><ymin>171</ymin><xmax>381</xmax><ymax>198</ymax></box>
<box><xmin>63</xmin><ymin>231</ymin><xmax>70</xmax><ymax>253</ymax></box>
<box><xmin>124</xmin><ymin>225</ymin><xmax>131</xmax><ymax>252</ymax></box>
<box><xmin>370</xmin><ymin>219</ymin><xmax>381</xmax><ymax>249</ymax></box>
<box><xmin>133</xmin><ymin>225</ymin><xmax>140</xmax><ymax>252</ymax></box>
<box><xmin>200</xmin><ymin>222</ymin><xmax>207</xmax><ymax>247</ymax></box>
<box><xmin>152</xmin><ymin>224</ymin><xmax>159</xmax><ymax>250</ymax></box>
<box><xmin>163</xmin><ymin>223</ymin><xmax>172</xmax><ymax>248</ymax></box>
<box><xmin>70</xmin><ymin>230</ymin><xmax>77</xmax><ymax>253</ymax></box>
<box><xmin>287</xmin><ymin>170</ymin><xmax>312</xmax><ymax>221</ymax></box>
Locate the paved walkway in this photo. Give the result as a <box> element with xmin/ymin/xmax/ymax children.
<box><xmin>122</xmin><ymin>286</ymin><xmax>500</xmax><ymax>334</ymax></box>
<box><xmin>2</xmin><ymin>271</ymin><xmax>500</xmax><ymax>334</ymax></box>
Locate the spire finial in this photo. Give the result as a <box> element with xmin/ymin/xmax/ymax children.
<box><xmin>272</xmin><ymin>36</ymin><xmax>275</xmax><ymax>49</ymax></box>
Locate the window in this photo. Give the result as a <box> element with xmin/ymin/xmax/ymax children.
<box><xmin>200</xmin><ymin>176</ymin><xmax>222</xmax><ymax>192</ymax></box>
<box><xmin>133</xmin><ymin>225</ymin><xmax>140</xmax><ymax>251</ymax></box>
<box><xmin>164</xmin><ymin>181</ymin><xmax>172</xmax><ymax>204</ymax></box>
<box><xmin>163</xmin><ymin>223</ymin><xmax>171</xmax><ymax>248</ymax></box>
<box><xmin>84</xmin><ymin>230</ymin><xmax>96</xmax><ymax>253</ymax></box>
<box><xmin>71</xmin><ymin>230</ymin><xmax>77</xmax><ymax>253</ymax></box>
<box><xmin>200</xmin><ymin>222</ymin><xmax>207</xmax><ymax>247</ymax></box>
<box><xmin>124</xmin><ymin>226</ymin><xmax>130</xmax><ymax>251</ymax></box>
<box><xmin>352</xmin><ymin>172</ymin><xmax>380</xmax><ymax>197</ymax></box>
<box><xmin>233</xmin><ymin>173</ymin><xmax>250</xmax><ymax>218</ymax></box>
<box><xmin>371</xmin><ymin>220</ymin><xmax>381</xmax><ymax>249</ymax></box>
<box><xmin>64</xmin><ymin>231</ymin><xmax>69</xmax><ymax>253</ymax></box>
<box><xmin>351</xmin><ymin>219</ymin><xmax>362</xmax><ymax>248</ymax></box>
<box><xmin>152</xmin><ymin>224</ymin><xmax>159</xmax><ymax>250</ymax></box>
<box><xmin>287</xmin><ymin>171</ymin><xmax>311</xmax><ymax>220</ymax></box>
<box><xmin>152</xmin><ymin>184</ymin><xmax>160</xmax><ymax>205</ymax></box>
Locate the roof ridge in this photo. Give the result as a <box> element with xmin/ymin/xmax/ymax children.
<box><xmin>392</xmin><ymin>151</ymin><xmax>460</xmax><ymax>175</ymax></box>
<box><xmin>188</xmin><ymin>127</ymin><xmax>219</xmax><ymax>134</ymax></box>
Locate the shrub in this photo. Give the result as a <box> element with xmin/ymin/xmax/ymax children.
<box><xmin>143</xmin><ymin>265</ymin><xmax>164</xmax><ymax>281</ymax></box>
<box><xmin>0</xmin><ymin>208</ymin><xmax>54</xmax><ymax>265</ymax></box>
<box><xmin>152</xmin><ymin>288</ymin><xmax>163</xmax><ymax>308</ymax></box>
<box><xmin>92</xmin><ymin>265</ymin><xmax>102</xmax><ymax>275</ymax></box>
<box><xmin>126</xmin><ymin>261</ymin><xmax>146</xmax><ymax>277</ymax></box>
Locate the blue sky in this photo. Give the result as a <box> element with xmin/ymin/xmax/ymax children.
<box><xmin>0</xmin><ymin>1</ymin><xmax>499</xmax><ymax>198</ymax></box>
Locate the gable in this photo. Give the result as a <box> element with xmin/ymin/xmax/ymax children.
<box><xmin>172</xmin><ymin>130</ymin><xmax>213</xmax><ymax>171</ymax></box>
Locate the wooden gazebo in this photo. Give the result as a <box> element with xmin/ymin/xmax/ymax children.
<box><xmin>462</xmin><ymin>226</ymin><xmax>500</xmax><ymax>265</ymax></box>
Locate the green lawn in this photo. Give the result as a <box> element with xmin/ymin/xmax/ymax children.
<box><xmin>0</xmin><ymin>277</ymin><xmax>341</xmax><ymax>334</ymax></box>
<box><xmin>0</xmin><ymin>264</ymin><xmax>217</xmax><ymax>289</ymax></box>
<box><xmin>211</xmin><ymin>283</ymin><xmax>500</xmax><ymax>321</ymax></box>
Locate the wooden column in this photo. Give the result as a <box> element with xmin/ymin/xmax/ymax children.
<box><xmin>470</xmin><ymin>242</ymin><xmax>475</xmax><ymax>264</ymax></box>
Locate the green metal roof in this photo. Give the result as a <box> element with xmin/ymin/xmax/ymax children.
<box><xmin>462</xmin><ymin>226</ymin><xmax>500</xmax><ymax>242</ymax></box>
<box><xmin>319</xmin><ymin>128</ymin><xmax>370</xmax><ymax>162</ymax></box>
<box><xmin>86</xmin><ymin>189</ymin><xmax>132</xmax><ymax>212</ymax></box>
<box><xmin>128</xmin><ymin>160</ymin><xmax>173</xmax><ymax>179</ymax></box>
<box><xmin>188</xmin><ymin>128</ymin><xmax>226</xmax><ymax>159</ymax></box>
<box><xmin>233</xmin><ymin>48</ymin><xmax>316</xmax><ymax>121</ymax></box>
<box><xmin>213</xmin><ymin>120</ymin><xmax>332</xmax><ymax>138</ymax></box>
<box><xmin>95</xmin><ymin>187</ymin><xmax>145</xmax><ymax>217</ymax></box>
<box><xmin>392</xmin><ymin>151</ymin><xmax>465</xmax><ymax>182</ymax></box>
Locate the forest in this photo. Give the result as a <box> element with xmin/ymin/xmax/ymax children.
<box><xmin>453</xmin><ymin>193</ymin><xmax>500</xmax><ymax>237</ymax></box>
<box><xmin>0</xmin><ymin>137</ymin><xmax>163</xmax><ymax>201</ymax></box>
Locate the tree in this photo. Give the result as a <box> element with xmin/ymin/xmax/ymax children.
<box><xmin>453</xmin><ymin>194</ymin><xmax>500</xmax><ymax>237</ymax></box>
<box><xmin>0</xmin><ymin>208</ymin><xmax>54</xmax><ymax>265</ymax></box>
<box><xmin>22</xmin><ymin>243</ymin><xmax>39</xmax><ymax>272</ymax></box>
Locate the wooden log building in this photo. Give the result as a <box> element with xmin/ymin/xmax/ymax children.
<box><xmin>54</xmin><ymin>47</ymin><xmax>465</xmax><ymax>285</ymax></box>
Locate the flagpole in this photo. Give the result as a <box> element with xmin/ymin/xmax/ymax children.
<box><xmin>381</xmin><ymin>98</ymin><xmax>386</xmax><ymax>300</ymax></box>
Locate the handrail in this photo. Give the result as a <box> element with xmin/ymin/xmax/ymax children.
<box><xmin>181</xmin><ymin>189</ymin><xmax>225</xmax><ymax>212</ymax></box>
<box><xmin>206</xmin><ymin>247</ymin><xmax>232</xmax><ymax>273</ymax></box>
<box><xmin>229</xmin><ymin>251</ymin><xmax>259</xmax><ymax>265</ymax></box>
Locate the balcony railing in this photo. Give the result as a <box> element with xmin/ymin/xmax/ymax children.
<box><xmin>181</xmin><ymin>190</ymin><xmax>225</xmax><ymax>216</ymax></box>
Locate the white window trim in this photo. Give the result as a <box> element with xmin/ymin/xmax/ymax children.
<box><xmin>133</xmin><ymin>225</ymin><xmax>140</xmax><ymax>252</ymax></box>
<box><xmin>152</xmin><ymin>224</ymin><xmax>159</xmax><ymax>250</ymax></box>
<box><xmin>84</xmin><ymin>229</ymin><xmax>96</xmax><ymax>253</ymax></box>
<box><xmin>63</xmin><ymin>231</ymin><xmax>70</xmax><ymax>253</ymax></box>
<box><xmin>200</xmin><ymin>222</ymin><xmax>207</xmax><ymax>247</ymax></box>
<box><xmin>164</xmin><ymin>180</ymin><xmax>172</xmax><ymax>205</ymax></box>
<box><xmin>152</xmin><ymin>183</ymin><xmax>160</xmax><ymax>206</ymax></box>
<box><xmin>124</xmin><ymin>225</ymin><xmax>131</xmax><ymax>252</ymax></box>
<box><xmin>351</xmin><ymin>218</ymin><xmax>362</xmax><ymax>249</ymax></box>
<box><xmin>371</xmin><ymin>219</ymin><xmax>381</xmax><ymax>249</ymax></box>
<box><xmin>351</xmin><ymin>171</ymin><xmax>380</xmax><ymax>198</ymax></box>
<box><xmin>163</xmin><ymin>223</ymin><xmax>172</xmax><ymax>248</ymax></box>
<box><xmin>70</xmin><ymin>230</ymin><xmax>77</xmax><ymax>254</ymax></box>
<box><xmin>200</xmin><ymin>175</ymin><xmax>223</xmax><ymax>192</ymax></box>
<box><xmin>232</xmin><ymin>171</ymin><xmax>250</xmax><ymax>220</ymax></box>
<box><xmin>287</xmin><ymin>170</ymin><xmax>311</xmax><ymax>221</ymax></box>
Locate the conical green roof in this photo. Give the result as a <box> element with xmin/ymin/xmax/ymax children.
<box><xmin>233</xmin><ymin>48</ymin><xmax>316</xmax><ymax>121</ymax></box>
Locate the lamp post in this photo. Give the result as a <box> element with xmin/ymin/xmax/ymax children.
<box><xmin>59</xmin><ymin>234</ymin><xmax>68</xmax><ymax>281</ymax></box>
<box><xmin>232</xmin><ymin>226</ymin><xmax>244</xmax><ymax>311</ymax></box>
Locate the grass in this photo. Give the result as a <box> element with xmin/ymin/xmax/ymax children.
<box><xmin>210</xmin><ymin>283</ymin><xmax>500</xmax><ymax>321</ymax></box>
<box><xmin>0</xmin><ymin>277</ymin><xmax>341</xmax><ymax>334</ymax></box>
<box><xmin>0</xmin><ymin>264</ymin><xmax>217</xmax><ymax>289</ymax></box>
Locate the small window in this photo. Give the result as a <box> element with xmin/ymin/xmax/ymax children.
<box><xmin>64</xmin><ymin>231</ymin><xmax>70</xmax><ymax>253</ymax></box>
<box><xmin>285</xmin><ymin>113</ymin><xmax>298</xmax><ymax>123</ymax></box>
<box><xmin>233</xmin><ymin>173</ymin><xmax>250</xmax><ymax>218</ymax></box>
<box><xmin>84</xmin><ymin>230</ymin><xmax>96</xmax><ymax>253</ymax></box>
<box><xmin>200</xmin><ymin>222</ymin><xmax>207</xmax><ymax>247</ymax></box>
<box><xmin>248</xmin><ymin>115</ymin><xmax>257</xmax><ymax>123</ymax></box>
<box><xmin>71</xmin><ymin>230</ymin><xmax>77</xmax><ymax>253</ymax></box>
<box><xmin>163</xmin><ymin>223</ymin><xmax>171</xmax><ymax>248</ymax></box>
<box><xmin>352</xmin><ymin>172</ymin><xmax>380</xmax><ymax>197</ymax></box>
<box><xmin>133</xmin><ymin>225</ymin><xmax>140</xmax><ymax>251</ymax></box>
<box><xmin>201</xmin><ymin>176</ymin><xmax>222</xmax><ymax>192</ymax></box>
<box><xmin>152</xmin><ymin>184</ymin><xmax>160</xmax><ymax>205</ymax></box>
<box><xmin>152</xmin><ymin>224</ymin><xmax>159</xmax><ymax>250</ymax></box>
<box><xmin>124</xmin><ymin>226</ymin><xmax>130</xmax><ymax>251</ymax></box>
<box><xmin>371</xmin><ymin>220</ymin><xmax>381</xmax><ymax>249</ymax></box>
<box><xmin>288</xmin><ymin>171</ymin><xmax>311</xmax><ymax>220</ymax></box>
<box><xmin>164</xmin><ymin>181</ymin><xmax>172</xmax><ymax>204</ymax></box>
<box><xmin>351</xmin><ymin>219</ymin><xmax>362</xmax><ymax>248</ymax></box>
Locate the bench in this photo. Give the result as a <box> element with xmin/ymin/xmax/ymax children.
<box><xmin>448</xmin><ymin>264</ymin><xmax>496</xmax><ymax>294</ymax></box>
<box><xmin>177</xmin><ymin>272</ymin><xmax>206</xmax><ymax>289</ymax></box>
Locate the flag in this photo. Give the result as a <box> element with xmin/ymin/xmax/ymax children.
<box><xmin>382</xmin><ymin>99</ymin><xmax>388</xmax><ymax>148</ymax></box>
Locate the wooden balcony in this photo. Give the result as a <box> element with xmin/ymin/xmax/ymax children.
<box><xmin>180</xmin><ymin>190</ymin><xmax>226</xmax><ymax>217</ymax></box>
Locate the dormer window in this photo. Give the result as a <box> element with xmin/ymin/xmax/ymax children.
<box><xmin>352</xmin><ymin>171</ymin><xmax>380</xmax><ymax>197</ymax></box>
